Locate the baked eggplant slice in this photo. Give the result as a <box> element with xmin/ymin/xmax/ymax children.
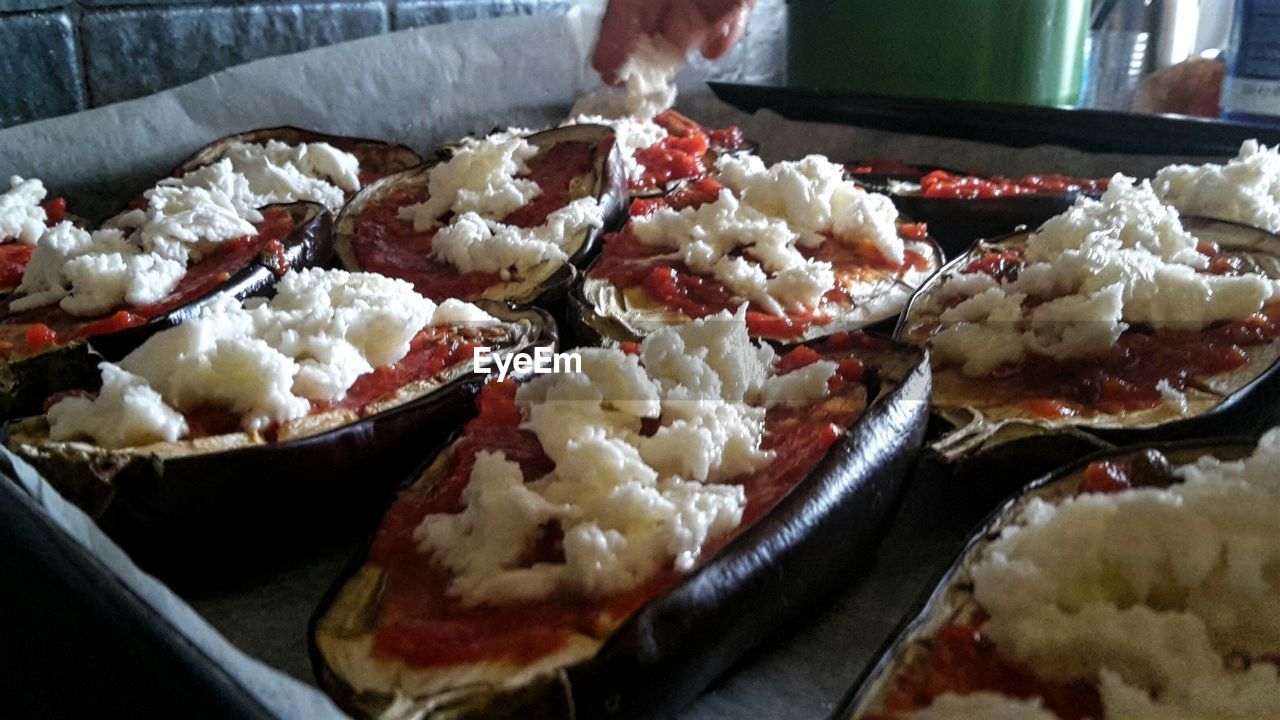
<box><xmin>335</xmin><ymin>124</ymin><xmax>627</xmax><ymax>308</ymax></box>
<box><xmin>839</xmin><ymin>437</ymin><xmax>1269</xmax><ymax>720</ymax></box>
<box><xmin>0</xmin><ymin>202</ymin><xmax>331</xmax><ymax>420</ymax></box>
<box><xmin>573</xmin><ymin>165</ymin><xmax>944</xmax><ymax>345</ymax></box>
<box><xmin>311</xmin><ymin>325</ymin><xmax>931</xmax><ymax>720</ymax></box>
<box><xmin>869</xmin><ymin>171</ymin><xmax>1108</xmax><ymax>257</ymax></box>
<box><xmin>898</xmin><ymin>214</ymin><xmax>1280</xmax><ymax>473</ymax></box>
<box><xmin>174</xmin><ymin>126</ymin><xmax>423</xmax><ymax>189</ymax></box>
<box><xmin>4</xmin><ymin>301</ymin><xmax>553</xmax><ymax>575</ymax></box>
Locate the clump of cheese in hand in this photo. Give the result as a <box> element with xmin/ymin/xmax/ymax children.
<box><xmin>399</xmin><ymin>135</ymin><xmax>541</xmax><ymax>231</ymax></box>
<box><xmin>0</xmin><ymin>176</ymin><xmax>48</xmax><ymax>245</ymax></box>
<box><xmin>928</xmin><ymin>175</ymin><xmax>1280</xmax><ymax>375</ymax></box>
<box><xmin>966</xmin><ymin>427</ymin><xmax>1280</xmax><ymax>719</ymax></box>
<box><xmin>1154</xmin><ymin>139</ymin><xmax>1280</xmax><ymax>233</ymax></box>
<box><xmin>570</xmin><ymin>35</ymin><xmax>683</xmax><ymax>120</ymax></box>
<box><xmin>45</xmin><ymin>268</ymin><xmax>496</xmax><ymax>447</ymax></box>
<box><xmin>716</xmin><ymin>154</ymin><xmax>905</xmax><ymax>265</ymax></box>
<box><xmin>415</xmin><ymin>309</ymin><xmax>828</xmax><ymax>606</ymax></box>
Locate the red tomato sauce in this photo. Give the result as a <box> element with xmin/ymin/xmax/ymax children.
<box><xmin>630</xmin><ymin>110</ymin><xmax>744</xmax><ymax>192</ymax></box>
<box><xmin>873</xmin><ymin>619</ymin><xmax>1103</xmax><ymax>720</ymax></box>
<box><xmin>349</xmin><ymin>140</ymin><xmax>599</xmax><ymax>300</ymax></box>
<box><xmin>365</xmin><ymin>346</ymin><xmax>868</xmax><ymax>669</ymax></box>
<box><xmin>952</xmin><ymin>247</ymin><xmax>1280</xmax><ymax>416</ymax></box>
<box><xmin>591</xmin><ymin>178</ymin><xmax>931</xmax><ymax>339</ymax></box>
<box><xmin>0</xmin><ymin>207</ymin><xmax>298</xmax><ymax>360</ymax></box>
<box><xmin>920</xmin><ymin>170</ymin><xmax>1109</xmax><ymax>199</ymax></box>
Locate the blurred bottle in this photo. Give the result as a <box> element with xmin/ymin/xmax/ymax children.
<box><xmin>1082</xmin><ymin>0</ymin><xmax>1201</xmax><ymax>111</ymax></box>
<box><xmin>1222</xmin><ymin>0</ymin><xmax>1280</xmax><ymax>123</ymax></box>
<box><xmin>787</xmin><ymin>0</ymin><xmax>1089</xmax><ymax>107</ymax></box>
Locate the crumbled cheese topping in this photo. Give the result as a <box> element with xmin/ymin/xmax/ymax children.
<box><xmin>1154</xmin><ymin>140</ymin><xmax>1280</xmax><ymax>233</ymax></box>
<box><xmin>45</xmin><ymin>268</ymin><xmax>497</xmax><ymax>448</ymax></box>
<box><xmin>174</xmin><ymin>140</ymin><xmax>361</xmax><ymax>216</ymax></box>
<box><xmin>399</xmin><ymin>135</ymin><xmax>541</xmax><ymax>231</ymax></box>
<box><xmin>569</xmin><ymin>35</ymin><xmax>682</xmax><ymax>120</ymax></box>
<box><xmin>908</xmin><ymin>693</ymin><xmax>1057</xmax><ymax>720</ymax></box>
<box><xmin>962</xmin><ymin>428</ymin><xmax>1280</xmax><ymax>719</ymax></box>
<box><xmin>414</xmin><ymin>309</ymin><xmax>838</xmax><ymax>606</ymax></box>
<box><xmin>715</xmin><ymin>154</ymin><xmax>905</xmax><ymax>264</ymax></box>
<box><xmin>396</xmin><ymin>131</ymin><xmax>604</xmax><ymax>280</ymax></box>
<box><xmin>0</xmin><ymin>176</ymin><xmax>48</xmax><ymax>245</ymax></box>
<box><xmin>562</xmin><ymin>114</ymin><xmax>668</xmax><ymax>183</ymax></box>
<box><xmin>928</xmin><ymin>175</ymin><xmax>1280</xmax><ymax>376</ymax></box>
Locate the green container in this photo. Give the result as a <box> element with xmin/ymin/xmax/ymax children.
<box><xmin>788</xmin><ymin>0</ymin><xmax>1089</xmax><ymax>107</ymax></box>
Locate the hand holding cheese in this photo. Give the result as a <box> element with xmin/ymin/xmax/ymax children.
<box><xmin>593</xmin><ymin>0</ymin><xmax>755</xmax><ymax>84</ymax></box>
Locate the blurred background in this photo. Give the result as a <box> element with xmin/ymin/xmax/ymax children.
<box><xmin>0</xmin><ymin>0</ymin><xmax>1252</xmax><ymax>128</ymax></box>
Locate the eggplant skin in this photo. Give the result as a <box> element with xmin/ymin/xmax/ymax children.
<box><xmin>309</xmin><ymin>337</ymin><xmax>931</xmax><ymax>720</ymax></box>
<box><xmin>175</xmin><ymin>126</ymin><xmax>423</xmax><ymax>182</ymax></box>
<box><xmin>4</xmin><ymin>307</ymin><xmax>553</xmax><ymax>580</ymax></box>
<box><xmin>334</xmin><ymin>124</ymin><xmax>629</xmax><ymax>310</ymax></box>
<box><xmin>837</xmin><ymin>439</ymin><xmax>1257</xmax><ymax>720</ymax></box>
<box><xmin>889</xmin><ymin>192</ymin><xmax>1077</xmax><ymax>258</ymax></box>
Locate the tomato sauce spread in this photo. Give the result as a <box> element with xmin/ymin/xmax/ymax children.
<box><xmin>950</xmin><ymin>245</ymin><xmax>1280</xmax><ymax>417</ymax></box>
<box><xmin>920</xmin><ymin>170</ymin><xmax>1109</xmax><ymax>199</ymax></box>
<box><xmin>0</xmin><ymin>207</ymin><xmax>298</xmax><ymax>360</ymax></box>
<box><xmin>631</xmin><ymin>110</ymin><xmax>745</xmax><ymax>191</ymax></box>
<box><xmin>1</xmin><ymin>197</ymin><xmax>68</xmax><ymax>291</ymax></box>
<box><xmin>591</xmin><ymin>178</ymin><xmax>931</xmax><ymax>339</ymax></box>
<box><xmin>364</xmin><ymin>342</ymin><xmax>869</xmax><ymax>669</ymax></box>
<box><xmin>349</xmin><ymin>140</ymin><xmax>599</xmax><ymax>300</ymax></box>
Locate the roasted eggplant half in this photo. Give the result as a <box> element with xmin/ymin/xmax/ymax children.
<box><xmin>572</xmin><ymin>174</ymin><xmax>944</xmax><ymax>346</ymax></box>
<box><xmin>4</xmin><ymin>302</ymin><xmax>553</xmax><ymax>576</ymax></box>
<box><xmin>898</xmin><ymin>215</ymin><xmax>1280</xmax><ymax>475</ymax></box>
<box><xmin>174</xmin><ymin>126</ymin><xmax>423</xmax><ymax>188</ymax></box>
<box><xmin>311</xmin><ymin>326</ymin><xmax>931</xmax><ymax>720</ymax></box>
<box><xmin>840</xmin><ymin>437</ymin><xmax>1269</xmax><ymax>720</ymax></box>
<box><xmin>335</xmin><ymin>124</ymin><xmax>627</xmax><ymax>308</ymax></box>
<box><xmin>0</xmin><ymin>202</ymin><xmax>331</xmax><ymax>420</ymax></box>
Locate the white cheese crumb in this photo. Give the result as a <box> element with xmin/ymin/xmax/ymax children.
<box><xmin>429</xmin><ymin>197</ymin><xmax>603</xmax><ymax>278</ymax></box>
<box><xmin>399</xmin><ymin>134</ymin><xmax>541</xmax><ymax>231</ymax></box>
<box><xmin>1155</xmin><ymin>379</ymin><xmax>1189</xmax><ymax>415</ymax></box>
<box><xmin>562</xmin><ymin>114</ymin><xmax>668</xmax><ymax>183</ymax></box>
<box><xmin>908</xmin><ymin>693</ymin><xmax>1057</xmax><ymax>720</ymax></box>
<box><xmin>46</xmin><ymin>268</ymin><xmax>496</xmax><ymax>447</ymax></box>
<box><xmin>47</xmin><ymin>363</ymin><xmax>188</xmax><ymax>447</ymax></box>
<box><xmin>968</xmin><ymin>427</ymin><xmax>1280</xmax><ymax>719</ymax></box>
<box><xmin>0</xmin><ymin>175</ymin><xmax>48</xmax><ymax>245</ymax></box>
<box><xmin>715</xmin><ymin>154</ymin><xmax>905</xmax><ymax>264</ymax></box>
<box><xmin>569</xmin><ymin>35</ymin><xmax>682</xmax><ymax>120</ymax></box>
<box><xmin>174</xmin><ymin>139</ymin><xmax>360</xmax><ymax>218</ymax></box>
<box><xmin>415</xmin><ymin>308</ymin><xmax>818</xmax><ymax>606</ymax></box>
<box><xmin>1154</xmin><ymin>140</ymin><xmax>1280</xmax><ymax>233</ymax></box>
<box><xmin>755</xmin><ymin>360</ymin><xmax>837</xmax><ymax>407</ymax></box>
<box><xmin>929</xmin><ymin>175</ymin><xmax>1280</xmax><ymax>375</ymax></box>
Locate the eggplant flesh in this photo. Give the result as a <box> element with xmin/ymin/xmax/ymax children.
<box><xmin>572</xmin><ymin>238</ymin><xmax>944</xmax><ymax>345</ymax></box>
<box><xmin>898</xmin><ymin>219</ymin><xmax>1280</xmax><ymax>467</ymax></box>
<box><xmin>175</xmin><ymin>126</ymin><xmax>423</xmax><ymax>184</ymax></box>
<box><xmin>838</xmin><ymin>439</ymin><xmax>1257</xmax><ymax>720</ymax></box>
<box><xmin>0</xmin><ymin>202</ymin><xmax>332</xmax><ymax>421</ymax></box>
<box><xmin>334</xmin><ymin>124</ymin><xmax>628</xmax><ymax>308</ymax></box>
<box><xmin>3</xmin><ymin>304</ymin><xmax>551</xmax><ymax>579</ymax></box>
<box><xmin>310</xmin><ymin>335</ymin><xmax>931</xmax><ymax>720</ymax></box>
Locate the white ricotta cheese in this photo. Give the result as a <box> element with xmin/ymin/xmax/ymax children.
<box><xmin>715</xmin><ymin>154</ymin><xmax>905</xmax><ymax>264</ymax></box>
<box><xmin>429</xmin><ymin>197</ymin><xmax>603</xmax><ymax>279</ymax></box>
<box><xmin>908</xmin><ymin>693</ymin><xmax>1057</xmax><ymax>720</ymax></box>
<box><xmin>414</xmin><ymin>309</ymin><xmax>828</xmax><ymax>606</ymax></box>
<box><xmin>399</xmin><ymin>134</ymin><xmax>541</xmax><ymax>231</ymax></box>
<box><xmin>1154</xmin><ymin>140</ymin><xmax>1280</xmax><ymax>233</ymax></box>
<box><xmin>0</xmin><ymin>176</ymin><xmax>48</xmax><ymax>245</ymax></box>
<box><xmin>46</xmin><ymin>268</ymin><xmax>496</xmax><ymax>447</ymax></box>
<box><xmin>47</xmin><ymin>363</ymin><xmax>188</xmax><ymax>447</ymax></box>
<box><xmin>928</xmin><ymin>175</ymin><xmax>1280</xmax><ymax>375</ymax></box>
<box><xmin>968</xmin><ymin>428</ymin><xmax>1280</xmax><ymax>719</ymax></box>
<box><xmin>568</xmin><ymin>35</ymin><xmax>682</xmax><ymax>120</ymax></box>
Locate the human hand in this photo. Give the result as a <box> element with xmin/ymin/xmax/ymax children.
<box><xmin>593</xmin><ymin>0</ymin><xmax>756</xmax><ymax>85</ymax></box>
<box><xmin>1131</xmin><ymin>57</ymin><xmax>1225</xmax><ymax>118</ymax></box>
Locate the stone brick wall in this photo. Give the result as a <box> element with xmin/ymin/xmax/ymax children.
<box><xmin>0</xmin><ymin>0</ymin><xmax>573</xmax><ymax>128</ymax></box>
